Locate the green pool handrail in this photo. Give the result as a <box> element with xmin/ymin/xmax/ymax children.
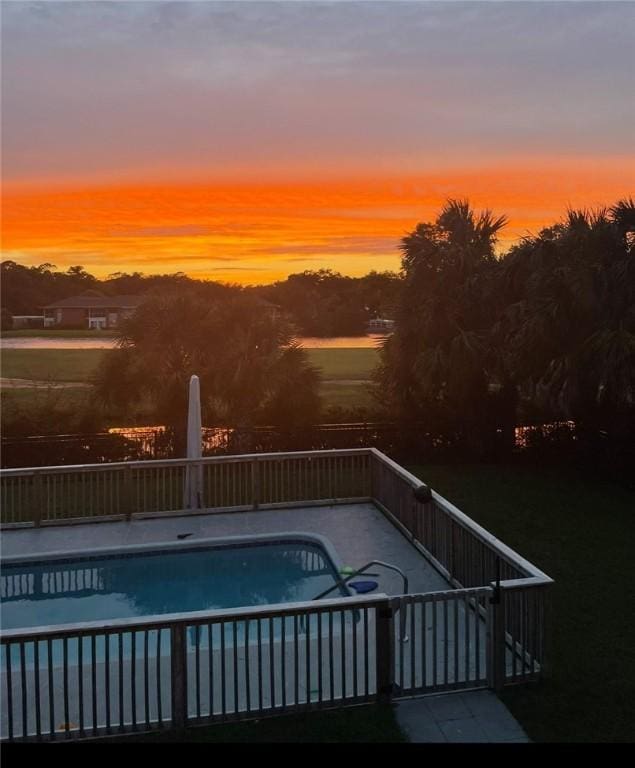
<box><xmin>312</xmin><ymin>559</ymin><xmax>409</xmax><ymax>601</ymax></box>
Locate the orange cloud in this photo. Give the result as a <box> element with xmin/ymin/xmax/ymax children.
<box><xmin>3</xmin><ymin>157</ymin><xmax>633</xmax><ymax>284</ymax></box>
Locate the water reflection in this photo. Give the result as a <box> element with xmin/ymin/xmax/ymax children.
<box><xmin>514</xmin><ymin>420</ymin><xmax>576</xmax><ymax>449</ymax></box>
<box><xmin>1</xmin><ymin>542</ymin><xmax>342</xmax><ymax>630</ymax></box>
<box><xmin>107</xmin><ymin>425</ymin><xmax>231</xmax><ymax>455</ymax></box>
<box><xmin>108</xmin><ymin>420</ymin><xmax>577</xmax><ymax>455</ymax></box>
<box><xmin>0</xmin><ymin>337</ymin><xmax>116</xmax><ymax>349</ymax></box>
<box><xmin>1</xmin><ymin>334</ymin><xmax>388</xmax><ymax>350</ymax></box>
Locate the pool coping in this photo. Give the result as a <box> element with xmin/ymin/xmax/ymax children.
<box><xmin>1</xmin><ymin>530</ymin><xmax>344</xmax><ymax>570</ymax></box>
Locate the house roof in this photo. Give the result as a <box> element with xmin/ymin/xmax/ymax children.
<box><xmin>43</xmin><ymin>293</ymin><xmax>143</xmax><ymax>310</ymax></box>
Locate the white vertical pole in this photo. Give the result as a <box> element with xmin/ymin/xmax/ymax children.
<box><xmin>184</xmin><ymin>375</ymin><xmax>203</xmax><ymax>509</ymax></box>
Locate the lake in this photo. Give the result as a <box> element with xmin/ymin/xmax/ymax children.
<box><xmin>0</xmin><ymin>334</ymin><xmax>387</xmax><ymax>350</ymax></box>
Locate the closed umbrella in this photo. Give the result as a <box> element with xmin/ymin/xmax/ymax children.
<box><xmin>183</xmin><ymin>374</ymin><xmax>203</xmax><ymax>509</ymax></box>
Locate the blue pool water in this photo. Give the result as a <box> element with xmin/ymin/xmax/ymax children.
<box><xmin>1</xmin><ymin>538</ymin><xmax>346</xmax><ymax>632</ymax></box>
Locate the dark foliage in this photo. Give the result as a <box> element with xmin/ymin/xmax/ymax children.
<box><xmin>377</xmin><ymin>198</ymin><xmax>635</xmax><ymax>462</ymax></box>
<box><xmin>93</xmin><ymin>290</ymin><xmax>322</xmax><ymax>445</ymax></box>
<box><xmin>1</xmin><ymin>262</ymin><xmax>401</xmax><ymax>337</ymax></box>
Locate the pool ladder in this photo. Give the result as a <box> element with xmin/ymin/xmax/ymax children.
<box><xmin>311</xmin><ymin>560</ymin><xmax>409</xmax><ymax>601</ymax></box>
<box><xmin>312</xmin><ymin>560</ymin><xmax>410</xmax><ymax>642</ymax></box>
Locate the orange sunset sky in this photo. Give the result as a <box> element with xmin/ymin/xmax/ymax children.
<box><xmin>2</xmin><ymin>1</ymin><xmax>634</xmax><ymax>284</ymax></box>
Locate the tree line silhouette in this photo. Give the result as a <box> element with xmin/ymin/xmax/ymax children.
<box><xmin>1</xmin><ymin>261</ymin><xmax>401</xmax><ymax>337</ymax></box>
<box><xmin>377</xmin><ymin>198</ymin><xmax>634</xmax><ymax>465</ymax></box>
<box><xmin>2</xmin><ymin>198</ymin><xmax>633</xmax><ymax>473</ymax></box>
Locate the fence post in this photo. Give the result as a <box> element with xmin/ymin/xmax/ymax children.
<box><xmin>170</xmin><ymin>624</ymin><xmax>188</xmax><ymax>730</ymax></box>
<box><xmin>369</xmin><ymin>453</ymin><xmax>378</xmax><ymax>502</ymax></box>
<box><xmin>376</xmin><ymin>598</ymin><xmax>394</xmax><ymax>702</ymax></box>
<box><xmin>541</xmin><ymin>584</ymin><xmax>552</xmax><ymax>680</ymax></box>
<box><xmin>124</xmin><ymin>466</ymin><xmax>134</xmax><ymax>520</ymax></box>
<box><xmin>196</xmin><ymin>462</ymin><xmax>204</xmax><ymax>509</ymax></box>
<box><xmin>33</xmin><ymin>471</ymin><xmax>43</xmax><ymax>527</ymax></box>
<box><xmin>487</xmin><ymin>584</ymin><xmax>506</xmax><ymax>693</ymax></box>
<box><xmin>251</xmin><ymin>458</ymin><xmax>259</xmax><ymax>510</ymax></box>
<box><xmin>449</xmin><ymin>521</ymin><xmax>457</xmax><ymax>581</ymax></box>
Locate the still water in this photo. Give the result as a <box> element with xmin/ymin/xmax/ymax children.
<box><xmin>1</xmin><ymin>335</ymin><xmax>386</xmax><ymax>350</ymax></box>
<box><xmin>1</xmin><ymin>540</ymin><xmax>343</xmax><ymax>631</ymax></box>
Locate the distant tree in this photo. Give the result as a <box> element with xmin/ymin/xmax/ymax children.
<box><xmin>357</xmin><ymin>270</ymin><xmax>402</xmax><ymax>320</ymax></box>
<box><xmin>64</xmin><ymin>265</ymin><xmax>98</xmax><ymax>293</ymax></box>
<box><xmin>94</xmin><ymin>290</ymin><xmax>322</xmax><ymax>445</ymax></box>
<box><xmin>1</xmin><ymin>261</ymin><xmax>62</xmax><ymax>314</ymax></box>
<box><xmin>258</xmin><ymin>268</ymin><xmax>396</xmax><ymax>336</ymax></box>
<box><xmin>1</xmin><ymin>306</ymin><xmax>13</xmax><ymax>330</ymax></box>
<box><xmin>103</xmin><ymin>270</ymin><xmax>193</xmax><ymax>296</ymax></box>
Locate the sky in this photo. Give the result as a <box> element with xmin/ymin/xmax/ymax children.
<box><xmin>2</xmin><ymin>0</ymin><xmax>634</xmax><ymax>283</ymax></box>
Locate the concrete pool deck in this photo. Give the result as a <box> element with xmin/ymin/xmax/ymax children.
<box><xmin>395</xmin><ymin>691</ymin><xmax>530</xmax><ymax>743</ymax></box>
<box><xmin>1</xmin><ymin>502</ymin><xmax>530</xmax><ymax>743</ymax></box>
<box><xmin>1</xmin><ymin>503</ymin><xmax>451</xmax><ymax>596</ymax></box>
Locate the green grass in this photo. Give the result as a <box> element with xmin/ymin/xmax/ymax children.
<box><xmin>1</xmin><ymin>388</ymin><xmax>102</xmax><ymax>437</ymax></box>
<box><xmin>320</xmin><ymin>381</ymin><xmax>374</xmax><ymax>409</ymax></box>
<box><xmin>306</xmin><ymin>348</ymin><xmax>378</xmax><ymax>381</ymax></box>
<box><xmin>97</xmin><ymin>704</ymin><xmax>406</xmax><ymax>743</ymax></box>
<box><xmin>1</xmin><ymin>387</ymin><xmax>92</xmax><ymax>407</ymax></box>
<box><xmin>0</xmin><ymin>348</ymin><xmax>379</xmax><ymax>414</ymax></box>
<box><xmin>1</xmin><ymin>348</ymin><xmax>378</xmax><ymax>385</ymax></box>
<box><xmin>1</xmin><ymin>349</ymin><xmax>106</xmax><ymax>382</ymax></box>
<box><xmin>406</xmin><ymin>462</ymin><xmax>635</xmax><ymax>743</ymax></box>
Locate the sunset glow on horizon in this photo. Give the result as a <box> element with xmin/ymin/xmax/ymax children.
<box><xmin>2</xmin><ymin>1</ymin><xmax>633</xmax><ymax>284</ymax></box>
<box><xmin>4</xmin><ymin>157</ymin><xmax>634</xmax><ymax>284</ymax></box>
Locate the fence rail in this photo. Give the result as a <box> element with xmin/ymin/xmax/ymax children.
<box><xmin>369</xmin><ymin>450</ymin><xmax>552</xmax><ymax>690</ymax></box>
<box><xmin>0</xmin><ymin>448</ymin><xmax>553</xmax><ymax>740</ymax></box>
<box><xmin>0</xmin><ymin>594</ymin><xmax>387</xmax><ymax>741</ymax></box>
<box><xmin>392</xmin><ymin>588</ymin><xmax>492</xmax><ymax>695</ymax></box>
<box><xmin>0</xmin><ymin>449</ymin><xmax>372</xmax><ymax>527</ymax></box>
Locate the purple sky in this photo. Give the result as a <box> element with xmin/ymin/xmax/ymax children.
<box><xmin>3</xmin><ymin>1</ymin><xmax>634</xmax><ymax>184</ymax></box>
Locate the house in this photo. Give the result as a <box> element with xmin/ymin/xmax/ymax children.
<box><xmin>10</xmin><ymin>315</ymin><xmax>45</xmax><ymax>329</ymax></box>
<box><xmin>43</xmin><ymin>291</ymin><xmax>142</xmax><ymax>329</ymax></box>
<box><xmin>367</xmin><ymin>317</ymin><xmax>395</xmax><ymax>333</ymax></box>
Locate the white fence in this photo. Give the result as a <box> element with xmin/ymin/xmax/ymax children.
<box><xmin>0</xmin><ymin>449</ymin><xmax>553</xmax><ymax>740</ymax></box>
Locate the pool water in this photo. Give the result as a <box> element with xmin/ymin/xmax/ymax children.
<box><xmin>1</xmin><ymin>539</ymin><xmax>346</xmax><ymax>632</ymax></box>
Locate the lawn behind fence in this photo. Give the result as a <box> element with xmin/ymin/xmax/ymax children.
<box><xmin>0</xmin><ymin>347</ymin><xmax>379</xmax><ymax>415</ymax></box>
<box><xmin>1</xmin><ymin>349</ymin><xmax>105</xmax><ymax>383</ymax></box>
<box><xmin>407</xmin><ymin>463</ymin><xmax>635</xmax><ymax>744</ymax></box>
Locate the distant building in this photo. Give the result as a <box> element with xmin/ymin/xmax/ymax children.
<box><xmin>367</xmin><ymin>317</ymin><xmax>395</xmax><ymax>333</ymax></box>
<box><xmin>43</xmin><ymin>291</ymin><xmax>142</xmax><ymax>330</ymax></box>
<box><xmin>11</xmin><ymin>315</ymin><xmax>45</xmax><ymax>329</ymax></box>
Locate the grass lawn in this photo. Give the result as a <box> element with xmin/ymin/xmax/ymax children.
<box><xmin>0</xmin><ymin>380</ymin><xmax>374</xmax><ymax>428</ymax></box>
<box><xmin>98</xmin><ymin>704</ymin><xmax>406</xmax><ymax>743</ymax></box>
<box><xmin>1</xmin><ymin>387</ymin><xmax>101</xmax><ymax>437</ymax></box>
<box><xmin>320</xmin><ymin>381</ymin><xmax>374</xmax><ymax>409</ymax></box>
<box><xmin>306</xmin><ymin>348</ymin><xmax>378</xmax><ymax>381</ymax></box>
<box><xmin>1</xmin><ymin>349</ymin><xmax>105</xmax><ymax>382</ymax></box>
<box><xmin>406</xmin><ymin>462</ymin><xmax>635</xmax><ymax>743</ymax></box>
<box><xmin>1</xmin><ymin>348</ymin><xmax>379</xmax><ymax>414</ymax></box>
<box><xmin>1</xmin><ymin>348</ymin><xmax>378</xmax><ymax>385</ymax></box>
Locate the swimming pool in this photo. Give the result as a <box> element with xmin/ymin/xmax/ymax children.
<box><xmin>1</xmin><ymin>534</ymin><xmax>375</xmax><ymax>737</ymax></box>
<box><xmin>1</xmin><ymin>533</ymin><xmax>349</xmax><ymax>632</ymax></box>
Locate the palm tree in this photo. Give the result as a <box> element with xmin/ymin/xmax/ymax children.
<box><xmin>498</xmin><ymin>199</ymin><xmax>635</xmax><ymax>438</ymax></box>
<box><xmin>376</xmin><ymin>199</ymin><xmax>508</xmax><ymax>453</ymax></box>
